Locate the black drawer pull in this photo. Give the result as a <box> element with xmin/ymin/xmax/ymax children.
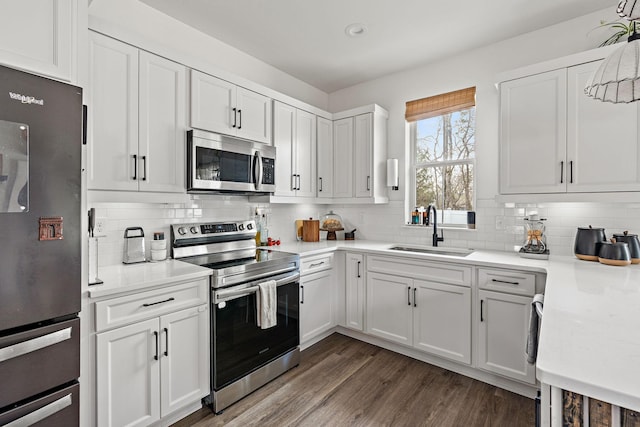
<box><xmin>153</xmin><ymin>331</ymin><xmax>159</xmax><ymax>360</ymax></box>
<box><xmin>143</xmin><ymin>297</ymin><xmax>175</xmax><ymax>307</ymax></box>
<box><xmin>491</xmin><ymin>278</ymin><xmax>519</xmax><ymax>285</ymax></box>
<box><xmin>164</xmin><ymin>327</ymin><xmax>169</xmax><ymax>357</ymax></box>
<box><xmin>309</xmin><ymin>261</ymin><xmax>325</xmax><ymax>268</ymax></box>
<box><xmin>480</xmin><ymin>300</ymin><xmax>484</xmax><ymax>322</ymax></box>
<box><xmin>407</xmin><ymin>286</ymin><xmax>411</xmax><ymax>306</ymax></box>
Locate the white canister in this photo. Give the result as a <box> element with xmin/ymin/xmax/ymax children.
<box><xmin>151</xmin><ymin>249</ymin><xmax>166</xmax><ymax>261</ymax></box>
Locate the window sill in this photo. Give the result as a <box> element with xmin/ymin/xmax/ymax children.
<box><xmin>402</xmin><ymin>224</ymin><xmax>477</xmax><ymax>232</ymax></box>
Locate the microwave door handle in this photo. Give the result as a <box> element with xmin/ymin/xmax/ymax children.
<box><xmin>253</xmin><ymin>151</ymin><xmax>263</xmax><ymax>191</ymax></box>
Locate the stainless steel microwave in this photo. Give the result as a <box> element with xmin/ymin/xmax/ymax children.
<box><xmin>187</xmin><ymin>129</ymin><xmax>276</xmax><ymax>193</ymax></box>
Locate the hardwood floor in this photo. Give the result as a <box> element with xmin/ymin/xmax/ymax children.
<box><xmin>173</xmin><ymin>333</ymin><xmax>535</xmax><ymax>427</ymax></box>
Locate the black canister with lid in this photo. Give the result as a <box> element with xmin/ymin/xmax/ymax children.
<box><xmin>612</xmin><ymin>231</ymin><xmax>640</xmax><ymax>264</ymax></box>
<box><xmin>574</xmin><ymin>226</ymin><xmax>606</xmax><ymax>261</ymax></box>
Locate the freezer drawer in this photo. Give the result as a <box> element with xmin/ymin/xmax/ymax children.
<box><xmin>0</xmin><ymin>317</ymin><xmax>79</xmax><ymax>408</ymax></box>
<box><xmin>0</xmin><ymin>382</ymin><xmax>79</xmax><ymax>426</ymax></box>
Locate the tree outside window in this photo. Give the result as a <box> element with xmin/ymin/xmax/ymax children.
<box><xmin>413</xmin><ymin>107</ymin><xmax>475</xmax><ymax>225</ymax></box>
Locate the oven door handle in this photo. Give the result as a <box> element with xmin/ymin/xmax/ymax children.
<box><xmin>215</xmin><ymin>273</ymin><xmax>300</xmax><ymax>304</ymax></box>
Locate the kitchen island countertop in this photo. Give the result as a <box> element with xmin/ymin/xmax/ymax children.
<box><xmin>275</xmin><ymin>239</ymin><xmax>640</xmax><ymax>411</ymax></box>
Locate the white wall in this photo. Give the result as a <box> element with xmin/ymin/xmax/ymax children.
<box><xmin>88</xmin><ymin>0</ymin><xmax>329</xmax><ymax>110</ymax></box>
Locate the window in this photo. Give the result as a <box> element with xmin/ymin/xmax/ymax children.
<box><xmin>406</xmin><ymin>87</ymin><xmax>475</xmax><ymax>226</ymax></box>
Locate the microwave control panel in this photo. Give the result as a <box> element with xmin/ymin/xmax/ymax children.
<box><xmin>262</xmin><ymin>158</ymin><xmax>275</xmax><ymax>185</ymax></box>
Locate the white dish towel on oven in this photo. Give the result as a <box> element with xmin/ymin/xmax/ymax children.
<box><xmin>256</xmin><ymin>280</ymin><xmax>277</xmax><ymax>329</ymax></box>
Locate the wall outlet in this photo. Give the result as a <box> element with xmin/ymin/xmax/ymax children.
<box><xmin>94</xmin><ymin>218</ymin><xmax>107</xmax><ymax>236</ymax></box>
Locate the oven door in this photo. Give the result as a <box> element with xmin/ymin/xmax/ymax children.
<box><xmin>212</xmin><ymin>272</ymin><xmax>299</xmax><ymax>390</ymax></box>
<box><xmin>187</xmin><ymin>130</ymin><xmax>275</xmax><ymax>193</ymax></box>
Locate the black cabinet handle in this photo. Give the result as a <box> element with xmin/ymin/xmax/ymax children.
<box><xmin>570</xmin><ymin>160</ymin><xmax>574</xmax><ymax>184</ymax></box>
<box><xmin>491</xmin><ymin>278</ymin><xmax>519</xmax><ymax>285</ymax></box>
<box><xmin>141</xmin><ymin>155</ymin><xmax>147</xmax><ymax>181</ymax></box>
<box><xmin>238</xmin><ymin>109</ymin><xmax>242</xmax><ymax>129</ymax></box>
<box><xmin>300</xmin><ymin>285</ymin><xmax>305</xmax><ymax>304</ymax></box>
<box><xmin>132</xmin><ymin>154</ymin><xmax>137</xmax><ymax>180</ymax></box>
<box><xmin>164</xmin><ymin>327</ymin><xmax>168</xmax><ymax>357</ymax></box>
<box><xmin>142</xmin><ymin>297</ymin><xmax>175</xmax><ymax>307</ymax></box>
<box><xmin>407</xmin><ymin>287</ymin><xmax>411</xmax><ymax>306</ymax></box>
<box><xmin>153</xmin><ymin>331</ymin><xmax>159</xmax><ymax>360</ymax></box>
<box><xmin>560</xmin><ymin>161</ymin><xmax>564</xmax><ymax>184</ymax></box>
<box><xmin>413</xmin><ymin>288</ymin><xmax>417</xmax><ymax>308</ymax></box>
<box><xmin>232</xmin><ymin>107</ymin><xmax>237</xmax><ymax>128</ymax></box>
<box><xmin>319</xmin><ymin>177</ymin><xmax>323</xmax><ymax>192</ymax></box>
<box><xmin>480</xmin><ymin>300</ymin><xmax>484</xmax><ymax>322</ymax></box>
<box><xmin>367</xmin><ymin>176</ymin><xmax>371</xmax><ymax>191</ymax></box>
<box><xmin>357</xmin><ymin>261</ymin><xmax>361</xmax><ymax>278</ymax></box>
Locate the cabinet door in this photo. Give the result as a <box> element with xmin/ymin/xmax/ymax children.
<box><xmin>0</xmin><ymin>0</ymin><xmax>72</xmax><ymax>81</ymax></box>
<box><xmin>300</xmin><ymin>270</ymin><xmax>334</xmax><ymax>344</ymax></box>
<box><xmin>354</xmin><ymin>113</ymin><xmax>373</xmax><ymax>198</ymax></box>
<box><xmin>567</xmin><ymin>61</ymin><xmax>640</xmax><ymax>192</ymax></box>
<box><xmin>236</xmin><ymin>86</ymin><xmax>272</xmax><ymax>144</ymax></box>
<box><xmin>345</xmin><ymin>253</ymin><xmax>365</xmax><ymax>331</ymax></box>
<box><xmin>500</xmin><ymin>69</ymin><xmax>567</xmax><ymax>194</ymax></box>
<box><xmin>190</xmin><ymin>70</ymin><xmax>235</xmax><ymax>135</ymax></box>
<box><xmin>88</xmin><ymin>32</ymin><xmax>139</xmax><ymax>191</ymax></box>
<box><xmin>97</xmin><ymin>318</ymin><xmax>160</xmax><ymax>427</ymax></box>
<box><xmin>273</xmin><ymin>101</ymin><xmax>296</xmax><ymax>197</ymax></box>
<box><xmin>413</xmin><ymin>280</ymin><xmax>471</xmax><ymax>364</ymax></box>
<box><xmin>295</xmin><ymin>109</ymin><xmax>317</xmax><ymax>197</ymax></box>
<box><xmin>333</xmin><ymin>117</ymin><xmax>354</xmax><ymax>198</ymax></box>
<box><xmin>160</xmin><ymin>305</ymin><xmax>209</xmax><ymax>417</ymax></box>
<box><xmin>478</xmin><ymin>290</ymin><xmax>535</xmax><ymax>384</ymax></box>
<box><xmin>317</xmin><ymin>117</ymin><xmax>334</xmax><ymax>198</ymax></box>
<box><xmin>138</xmin><ymin>51</ymin><xmax>186</xmax><ymax>193</ymax></box>
<box><xmin>366</xmin><ymin>272</ymin><xmax>412</xmax><ymax>346</ymax></box>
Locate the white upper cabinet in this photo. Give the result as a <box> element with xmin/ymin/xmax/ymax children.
<box><xmin>567</xmin><ymin>60</ymin><xmax>640</xmax><ymax>192</ymax></box>
<box><xmin>499</xmin><ymin>46</ymin><xmax>640</xmax><ymax>197</ymax></box>
<box><xmin>88</xmin><ymin>32</ymin><xmax>187</xmax><ymax>193</ymax></box>
<box><xmin>332</xmin><ymin>106</ymin><xmax>388</xmax><ymax>203</ymax></box>
<box><xmin>0</xmin><ymin>0</ymin><xmax>74</xmax><ymax>81</ymax></box>
<box><xmin>316</xmin><ymin>116</ymin><xmax>334</xmax><ymax>199</ymax></box>
<box><xmin>88</xmin><ymin>33</ymin><xmax>139</xmax><ymax>192</ymax></box>
<box><xmin>500</xmin><ymin>69</ymin><xmax>567</xmax><ymax>194</ymax></box>
<box><xmin>190</xmin><ymin>70</ymin><xmax>271</xmax><ymax>144</ymax></box>
<box><xmin>333</xmin><ymin>117</ymin><xmax>354</xmax><ymax>198</ymax></box>
<box><xmin>272</xmin><ymin>101</ymin><xmax>317</xmax><ymax>198</ymax></box>
<box><xmin>138</xmin><ymin>51</ymin><xmax>186</xmax><ymax>193</ymax></box>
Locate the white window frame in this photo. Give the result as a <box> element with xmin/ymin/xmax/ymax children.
<box><xmin>409</xmin><ymin>111</ymin><xmax>476</xmax><ymax>227</ymax></box>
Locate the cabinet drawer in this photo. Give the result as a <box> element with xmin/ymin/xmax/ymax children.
<box><xmin>95</xmin><ymin>278</ymin><xmax>208</xmax><ymax>332</ymax></box>
<box><xmin>478</xmin><ymin>268</ymin><xmax>535</xmax><ymax>296</ymax></box>
<box><xmin>301</xmin><ymin>253</ymin><xmax>334</xmax><ymax>275</ymax></box>
<box><xmin>367</xmin><ymin>255</ymin><xmax>471</xmax><ymax>287</ymax></box>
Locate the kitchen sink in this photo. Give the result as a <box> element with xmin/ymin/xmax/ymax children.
<box><xmin>388</xmin><ymin>245</ymin><xmax>474</xmax><ymax>257</ymax></box>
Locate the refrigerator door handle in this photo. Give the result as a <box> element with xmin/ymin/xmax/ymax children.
<box><xmin>3</xmin><ymin>393</ymin><xmax>72</xmax><ymax>427</ymax></box>
<box><xmin>0</xmin><ymin>327</ymin><xmax>72</xmax><ymax>363</ymax></box>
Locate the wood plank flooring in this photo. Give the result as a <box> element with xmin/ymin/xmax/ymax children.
<box><xmin>172</xmin><ymin>333</ymin><xmax>534</xmax><ymax>427</ymax></box>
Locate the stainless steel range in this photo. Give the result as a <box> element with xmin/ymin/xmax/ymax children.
<box><xmin>171</xmin><ymin>220</ymin><xmax>300</xmax><ymax>413</ymax></box>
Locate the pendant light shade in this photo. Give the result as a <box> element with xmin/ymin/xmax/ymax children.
<box><xmin>618</xmin><ymin>0</ymin><xmax>640</xmax><ymax>20</ymax></box>
<box><xmin>584</xmin><ymin>34</ymin><xmax>640</xmax><ymax>103</ymax></box>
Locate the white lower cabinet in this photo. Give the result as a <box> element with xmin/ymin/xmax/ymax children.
<box><xmin>300</xmin><ymin>269</ymin><xmax>334</xmax><ymax>344</ymax></box>
<box><xmin>345</xmin><ymin>252</ymin><xmax>365</xmax><ymax>331</ymax></box>
<box><xmin>366</xmin><ymin>272</ymin><xmax>471</xmax><ymax>364</ymax></box>
<box><xmin>95</xmin><ymin>280</ymin><xmax>210</xmax><ymax>427</ymax></box>
<box><xmin>477</xmin><ymin>289</ymin><xmax>535</xmax><ymax>384</ymax></box>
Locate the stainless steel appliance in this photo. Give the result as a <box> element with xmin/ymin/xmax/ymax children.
<box><xmin>187</xmin><ymin>129</ymin><xmax>276</xmax><ymax>194</ymax></box>
<box><xmin>0</xmin><ymin>65</ymin><xmax>82</xmax><ymax>425</ymax></box>
<box><xmin>171</xmin><ymin>220</ymin><xmax>300</xmax><ymax>413</ymax></box>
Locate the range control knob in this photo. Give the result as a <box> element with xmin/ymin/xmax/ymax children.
<box><xmin>238</xmin><ymin>224</ymin><xmax>245</xmax><ymax>231</ymax></box>
<box><xmin>190</xmin><ymin>227</ymin><xmax>198</xmax><ymax>234</ymax></box>
<box><xmin>177</xmin><ymin>227</ymin><xmax>187</xmax><ymax>235</ymax></box>
<box><xmin>246</xmin><ymin>223</ymin><xmax>253</xmax><ymax>230</ymax></box>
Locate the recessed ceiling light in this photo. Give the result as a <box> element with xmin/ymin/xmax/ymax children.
<box><xmin>345</xmin><ymin>23</ymin><xmax>367</xmax><ymax>38</ymax></box>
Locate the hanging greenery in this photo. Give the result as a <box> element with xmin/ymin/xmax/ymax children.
<box><xmin>594</xmin><ymin>19</ymin><xmax>636</xmax><ymax>46</ymax></box>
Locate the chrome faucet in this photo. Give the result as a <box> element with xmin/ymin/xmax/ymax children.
<box><xmin>428</xmin><ymin>205</ymin><xmax>444</xmax><ymax>247</ymax></box>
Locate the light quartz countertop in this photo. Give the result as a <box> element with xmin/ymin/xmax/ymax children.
<box><xmin>276</xmin><ymin>239</ymin><xmax>640</xmax><ymax>411</ymax></box>
<box><xmin>87</xmin><ymin>259</ymin><xmax>211</xmax><ymax>298</ymax></box>
<box><xmin>90</xmin><ymin>239</ymin><xmax>640</xmax><ymax>410</ymax></box>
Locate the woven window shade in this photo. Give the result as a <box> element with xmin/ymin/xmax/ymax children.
<box><xmin>405</xmin><ymin>87</ymin><xmax>476</xmax><ymax>122</ymax></box>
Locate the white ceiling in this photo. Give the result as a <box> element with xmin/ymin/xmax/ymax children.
<box><xmin>140</xmin><ymin>0</ymin><xmax>613</xmax><ymax>93</ymax></box>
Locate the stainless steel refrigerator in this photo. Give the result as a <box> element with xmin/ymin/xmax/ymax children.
<box><xmin>0</xmin><ymin>64</ymin><xmax>82</xmax><ymax>425</ymax></box>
